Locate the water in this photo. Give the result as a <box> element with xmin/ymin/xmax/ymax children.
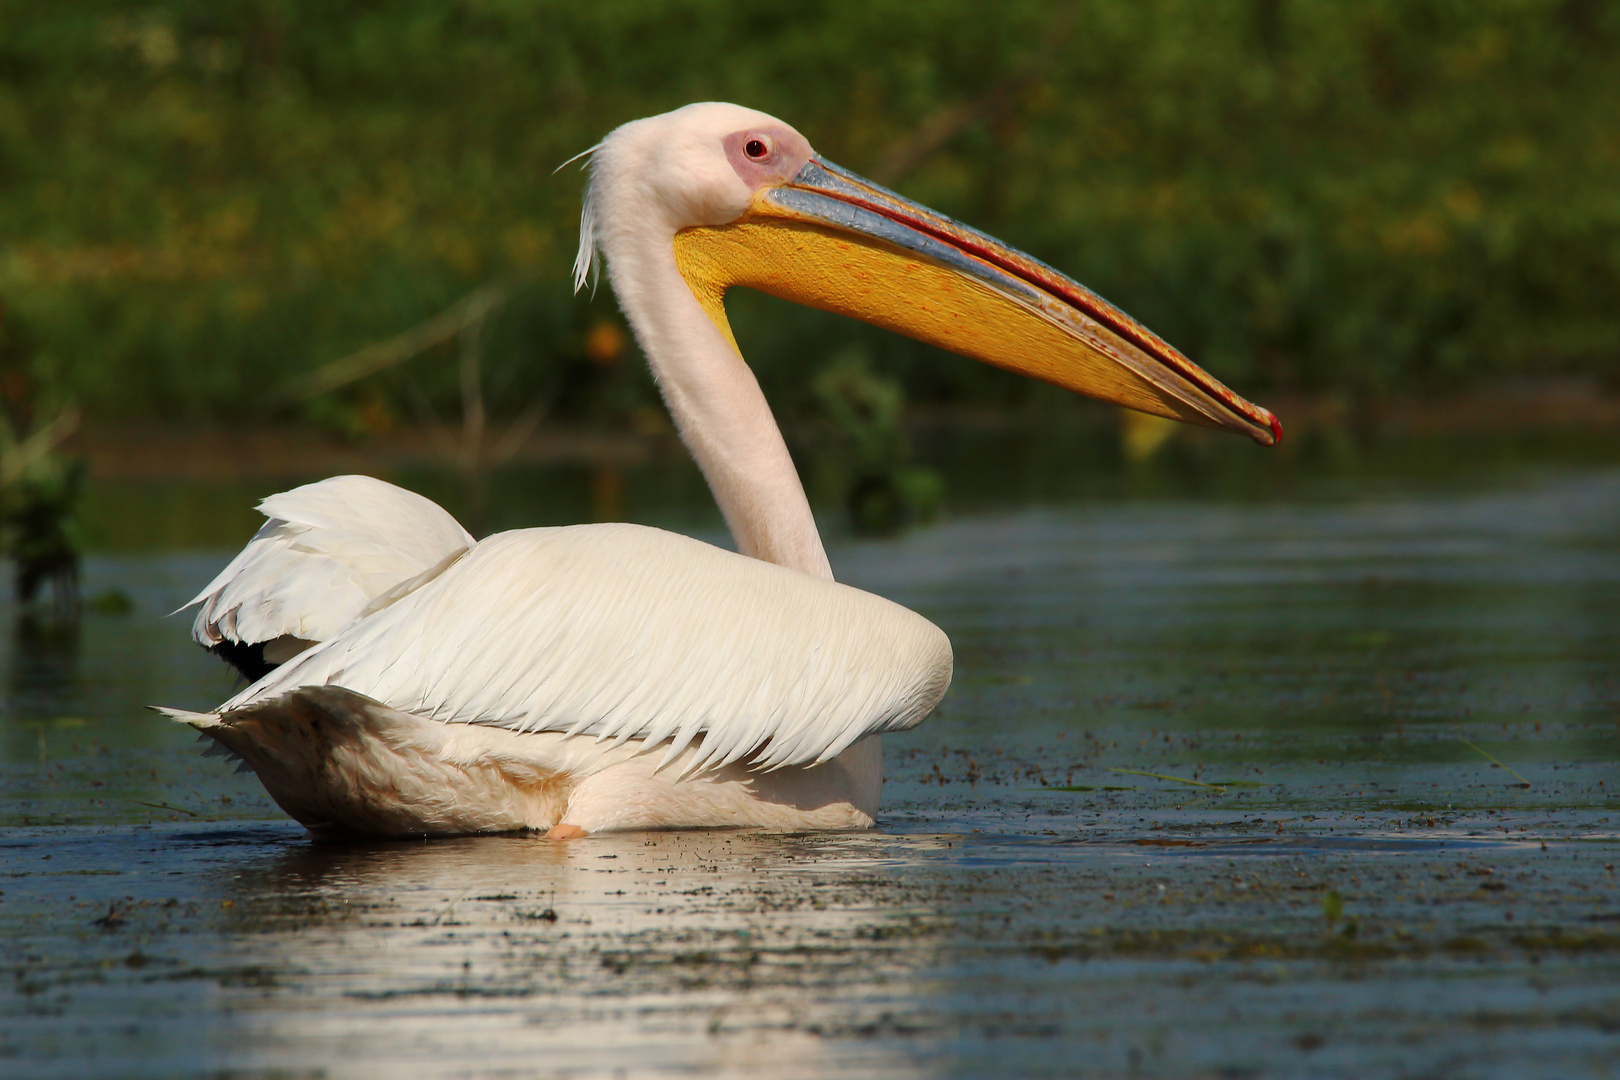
<box><xmin>4</xmin><ymin>423</ymin><xmax>1620</xmax><ymax>1078</ymax></box>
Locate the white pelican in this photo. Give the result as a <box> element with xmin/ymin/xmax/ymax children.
<box><xmin>161</xmin><ymin>103</ymin><xmax>1278</xmax><ymax>838</ymax></box>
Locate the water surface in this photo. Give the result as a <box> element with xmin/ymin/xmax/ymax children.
<box><xmin>4</xmin><ymin>425</ymin><xmax>1619</xmax><ymax>1078</ymax></box>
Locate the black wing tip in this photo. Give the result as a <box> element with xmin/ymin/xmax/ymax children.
<box><xmin>208</xmin><ymin>640</ymin><xmax>276</xmax><ymax>682</ymax></box>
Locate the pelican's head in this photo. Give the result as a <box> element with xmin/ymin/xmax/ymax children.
<box><xmin>578</xmin><ymin>103</ymin><xmax>1279</xmax><ymax>445</ymax></box>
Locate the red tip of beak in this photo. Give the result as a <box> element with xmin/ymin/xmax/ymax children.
<box><xmin>1269</xmin><ymin>413</ymin><xmax>1283</xmax><ymax>446</ymax></box>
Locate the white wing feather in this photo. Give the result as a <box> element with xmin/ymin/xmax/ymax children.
<box><xmin>221</xmin><ymin>523</ymin><xmax>953</xmax><ymax>773</ymax></box>
<box><xmin>185</xmin><ymin>475</ymin><xmax>475</xmax><ymax>648</ymax></box>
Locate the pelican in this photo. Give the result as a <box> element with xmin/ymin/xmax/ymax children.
<box><xmin>161</xmin><ymin>103</ymin><xmax>1278</xmax><ymax>838</ymax></box>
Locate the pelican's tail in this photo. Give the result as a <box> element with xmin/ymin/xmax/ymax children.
<box><xmin>153</xmin><ymin>688</ymin><xmax>569</xmax><ymax>838</ymax></box>
<box><xmin>153</xmin><ymin>705</ymin><xmax>256</xmax><ymax>772</ymax></box>
<box><xmin>154</xmin><ymin>705</ymin><xmax>221</xmax><ymax>729</ymax></box>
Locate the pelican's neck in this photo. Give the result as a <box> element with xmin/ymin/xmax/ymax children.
<box><xmin>606</xmin><ymin>233</ymin><xmax>831</xmax><ymax>580</ymax></box>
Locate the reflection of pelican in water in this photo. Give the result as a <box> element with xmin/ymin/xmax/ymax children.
<box><xmin>210</xmin><ymin>830</ymin><xmax>953</xmax><ymax>1076</ymax></box>
<box><xmin>162</xmin><ymin>103</ymin><xmax>1277</xmax><ymax>838</ymax></box>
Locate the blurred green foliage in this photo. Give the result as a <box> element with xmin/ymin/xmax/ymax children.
<box><xmin>809</xmin><ymin>348</ymin><xmax>943</xmax><ymax>533</ymax></box>
<box><xmin>0</xmin><ymin>406</ymin><xmax>85</xmax><ymax>609</ymax></box>
<box><xmin>0</xmin><ymin>0</ymin><xmax>1614</xmax><ymax>428</ymax></box>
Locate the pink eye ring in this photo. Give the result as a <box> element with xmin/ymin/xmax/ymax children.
<box><xmin>744</xmin><ymin>138</ymin><xmax>770</xmax><ymax>160</ymax></box>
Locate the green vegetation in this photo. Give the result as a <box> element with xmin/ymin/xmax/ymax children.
<box><xmin>0</xmin><ymin>0</ymin><xmax>1614</xmax><ymax>432</ymax></box>
<box><xmin>807</xmin><ymin>348</ymin><xmax>942</xmax><ymax>533</ymax></box>
<box><xmin>0</xmin><ymin>397</ymin><xmax>84</xmax><ymax>610</ymax></box>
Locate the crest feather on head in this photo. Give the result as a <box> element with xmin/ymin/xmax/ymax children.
<box><xmin>557</xmin><ymin>142</ymin><xmax>602</xmax><ymax>295</ymax></box>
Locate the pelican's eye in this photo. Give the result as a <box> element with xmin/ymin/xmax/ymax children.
<box><xmin>744</xmin><ymin>138</ymin><xmax>770</xmax><ymax>161</ymax></box>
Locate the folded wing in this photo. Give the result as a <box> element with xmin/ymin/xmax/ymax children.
<box><xmin>184</xmin><ymin>475</ymin><xmax>475</xmax><ymax>676</ymax></box>
<box><xmin>219</xmin><ymin>523</ymin><xmax>953</xmax><ymax>774</ymax></box>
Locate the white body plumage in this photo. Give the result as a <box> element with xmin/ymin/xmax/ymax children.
<box><xmin>168</xmin><ymin>476</ymin><xmax>950</xmax><ymax>836</ymax></box>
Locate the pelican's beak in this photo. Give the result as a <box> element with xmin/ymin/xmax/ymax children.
<box><xmin>674</xmin><ymin>157</ymin><xmax>1279</xmax><ymax>445</ymax></box>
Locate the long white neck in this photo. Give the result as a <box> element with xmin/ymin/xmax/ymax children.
<box><xmin>607</xmin><ymin>235</ymin><xmax>880</xmax><ymax>800</ymax></box>
<box><xmin>605</xmin><ymin>233</ymin><xmax>832</xmax><ymax>580</ymax></box>
<box><xmin>586</xmin><ymin>111</ymin><xmax>876</xmax><ymax>802</ymax></box>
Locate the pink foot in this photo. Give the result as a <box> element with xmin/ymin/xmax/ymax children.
<box><xmin>545</xmin><ymin>823</ymin><xmax>587</xmax><ymax>840</ymax></box>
